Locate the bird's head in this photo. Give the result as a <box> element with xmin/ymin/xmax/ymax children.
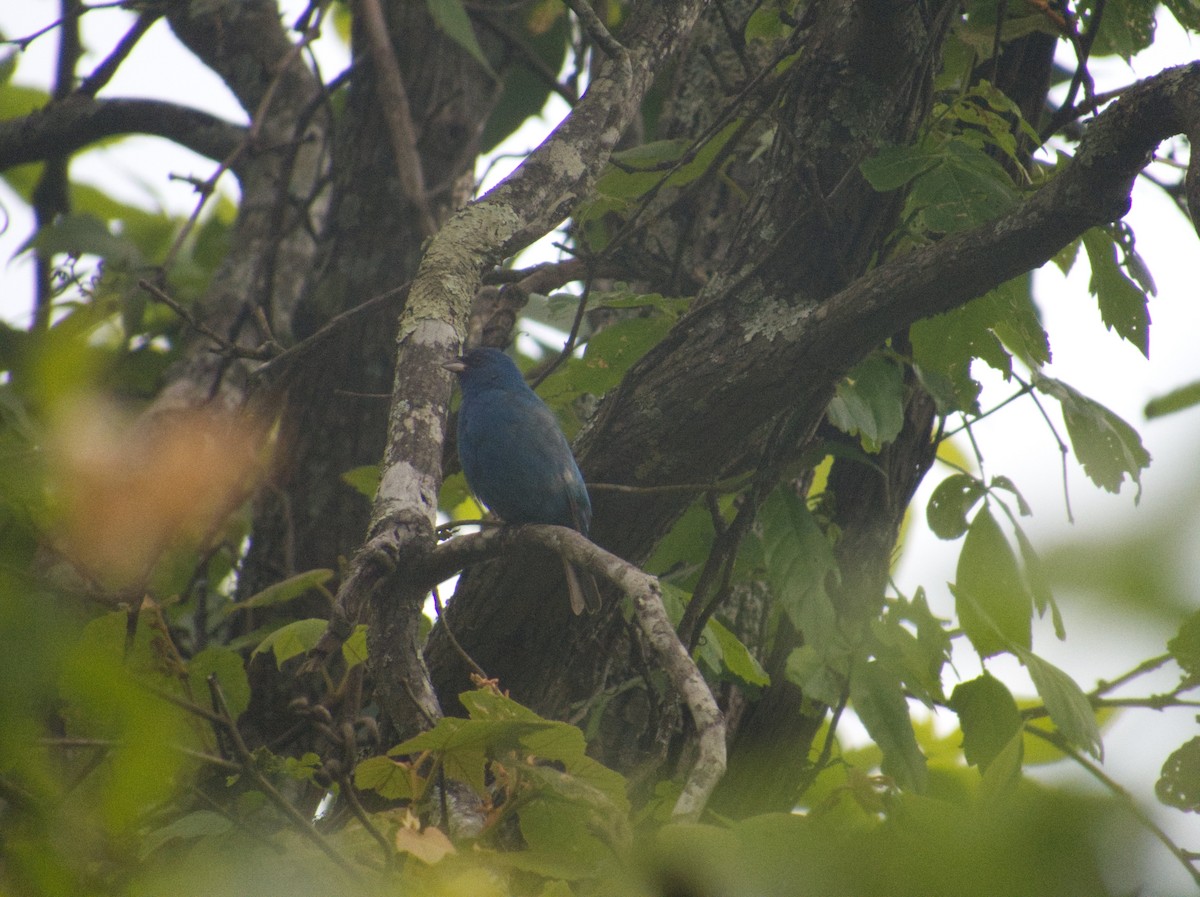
<box><xmin>442</xmin><ymin>347</ymin><xmax>526</xmax><ymax>390</ymax></box>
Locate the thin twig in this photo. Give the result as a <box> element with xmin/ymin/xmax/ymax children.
<box><xmin>529</xmin><ymin>277</ymin><xmax>592</xmax><ymax>388</ymax></box>
<box><xmin>1024</xmin><ymin>723</ymin><xmax>1200</xmax><ymax>887</ymax></box>
<box><xmin>336</xmin><ymin>769</ymin><xmax>394</xmax><ymax>868</ymax></box>
<box><xmin>158</xmin><ymin>17</ymin><xmax>325</xmax><ymax>275</ymax></box>
<box><xmin>562</xmin><ymin>0</ymin><xmax>626</xmax><ymax>59</ymax></box>
<box><xmin>138</xmin><ymin>278</ymin><xmax>268</xmax><ymax>358</ymax></box>
<box><xmin>204</xmin><ymin>675</ymin><xmax>360</xmax><ymax>877</ymax></box>
<box><xmin>77</xmin><ymin>9</ymin><xmax>159</xmax><ymax>97</ymax></box>
<box><xmin>432</xmin><ymin>587</ymin><xmax>488</xmax><ymax>679</ymax></box>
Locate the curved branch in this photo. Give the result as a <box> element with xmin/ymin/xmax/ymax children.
<box><xmin>433</xmin><ymin>526</ymin><xmax>726</xmax><ymax>820</ymax></box>
<box><xmin>0</xmin><ymin>96</ymin><xmax>245</xmax><ymax>173</ymax></box>
<box><xmin>584</xmin><ymin>61</ymin><xmax>1200</xmax><ymax>544</ymax></box>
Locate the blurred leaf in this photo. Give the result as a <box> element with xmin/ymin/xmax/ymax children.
<box><xmin>343</xmin><ymin>623</ymin><xmax>369</xmax><ymax>668</ymax></box>
<box><xmin>1019</xmin><ymin>649</ymin><xmax>1103</xmax><ymax>760</ymax></box>
<box><xmin>1082</xmin><ymin>227</ymin><xmax>1150</xmax><ymax>356</ymax></box>
<box><xmin>1156</xmin><ymin>736</ymin><xmax>1200</xmax><ymax>812</ymax></box>
<box><xmin>26</xmin><ymin>212</ymin><xmax>143</xmax><ymax>266</ymax></box>
<box><xmin>1167</xmin><ymin>610</ymin><xmax>1200</xmax><ymax>678</ymax></box>
<box><xmin>988</xmin><ymin>475</ymin><xmax>1030</xmax><ymax>517</ymax></box>
<box><xmin>1087</xmin><ymin>0</ymin><xmax>1156</xmax><ymax>59</ymax></box>
<box><xmin>140</xmin><ymin>810</ymin><xmax>233</xmax><ymax>859</ymax></box>
<box><xmin>480</xmin><ymin>12</ymin><xmax>568</xmax><ymax>152</ymax></box>
<box><xmin>395</xmin><ymin>816</ymin><xmax>457</xmax><ymax>864</ymax></box>
<box><xmin>953</xmin><ymin>505</ymin><xmax>1032</xmax><ymax>658</ymax></box>
<box><xmin>978</xmin><ymin>733</ymin><xmax>1024</xmax><ymax>802</ymax></box>
<box><xmin>189</xmin><ymin>646</ymin><xmax>251</xmax><ymax>721</ymax></box>
<box><xmin>826</xmin><ymin>354</ymin><xmax>905</xmax><ymax>452</ymax></box>
<box><xmin>1145</xmin><ymin>379</ymin><xmax>1200</xmax><ymax>419</ymax></box>
<box><xmin>1035</xmin><ymin>375</ymin><xmax>1150</xmax><ymax>499</ymax></box>
<box><xmin>850</xmin><ymin>660</ymin><xmax>928</xmax><ymax>792</ymax></box>
<box><xmin>926</xmin><ymin>473</ymin><xmax>986</xmax><ymax>540</ymax></box>
<box><xmin>59</xmin><ymin>613</ymin><xmax>193</xmax><ymax>831</ymax></box>
<box><xmin>230</xmin><ymin>569</ymin><xmax>334</xmax><ymax>611</ymax></box>
<box><xmin>706</xmin><ymin>618</ymin><xmax>770</xmax><ymax>687</ymax></box>
<box><xmin>425</xmin><ymin>0</ymin><xmax>495</xmax><ymax>76</ymax></box>
<box><xmin>761</xmin><ymin>488</ymin><xmax>842</xmax><ymax>652</ymax></box>
<box><xmin>341</xmin><ymin>464</ymin><xmax>380</xmax><ymax>499</ymax></box>
<box><xmin>1010</xmin><ymin>521</ymin><xmax>1061</xmax><ymax>636</ymax></box>
<box><xmin>252</xmin><ymin>618</ymin><xmax>329</xmax><ymax>668</ymax></box>
<box><xmin>949</xmin><ymin>673</ymin><xmax>1021</xmax><ymax>770</ymax></box>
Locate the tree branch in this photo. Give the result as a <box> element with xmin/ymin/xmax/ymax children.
<box><xmin>432</xmin><ymin>525</ymin><xmax>726</xmax><ymax>820</ymax></box>
<box><xmin>0</xmin><ymin>97</ymin><xmax>246</xmax><ymax>174</ymax></box>
<box><xmin>355</xmin><ymin>0</ymin><xmax>438</xmax><ymax>237</ymax></box>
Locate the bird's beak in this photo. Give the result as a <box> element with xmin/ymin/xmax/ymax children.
<box><xmin>442</xmin><ymin>358</ymin><xmax>466</xmax><ymax>373</ymax></box>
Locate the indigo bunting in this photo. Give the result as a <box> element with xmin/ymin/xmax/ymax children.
<box><xmin>444</xmin><ymin>347</ymin><xmax>601</xmax><ymax>614</ymax></box>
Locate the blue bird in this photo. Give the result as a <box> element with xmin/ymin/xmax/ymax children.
<box><xmin>443</xmin><ymin>347</ymin><xmax>601</xmax><ymax>614</ymax></box>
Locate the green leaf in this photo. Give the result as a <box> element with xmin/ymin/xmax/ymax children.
<box><xmin>230</xmin><ymin>569</ymin><xmax>334</xmax><ymax>611</ymax></box>
<box><xmin>1167</xmin><ymin>610</ymin><xmax>1200</xmax><ymax>678</ymax></box>
<box><xmin>1089</xmin><ymin>0</ymin><xmax>1156</xmax><ymax>59</ymax></box>
<box><xmin>510</xmin><ymin>798</ymin><xmax>614</xmax><ymax>879</ymax></box>
<box><xmin>907</xmin><ymin>140</ymin><xmax>1018</xmax><ymax>234</ymax></box>
<box><xmin>425</xmin><ymin>0</ymin><xmax>495</xmax><ymax>76</ymax></box>
<box><xmin>1019</xmin><ymin>649</ymin><xmax>1103</xmax><ymax>760</ymax></box>
<box><xmin>861</xmin><ymin>144</ymin><xmax>940</xmax><ymax>191</ymax></box>
<box><xmin>706</xmin><ymin>618</ymin><xmax>770</xmax><ymax>687</ymax></box>
<box><xmin>140</xmin><ymin>810</ymin><xmax>233</xmax><ymax>858</ymax></box>
<box><xmin>1156</xmin><ymin>736</ymin><xmax>1200</xmax><ymax>812</ymax></box>
<box><xmin>988</xmin><ymin>274</ymin><xmax>1050</xmax><ymax>369</ymax></box>
<box><xmin>850</xmin><ymin>660</ymin><xmax>928</xmax><ymax>792</ymax></box>
<box><xmin>953</xmin><ymin>505</ymin><xmax>1032</xmax><ymax>658</ymax></box>
<box><xmin>784</xmin><ymin>645</ymin><xmax>845</xmax><ymax>707</ymax></box>
<box><xmin>26</xmin><ymin>212</ymin><xmax>143</xmax><ymax>265</ymax></box>
<box><xmin>340</xmin><ymin>465</ymin><xmax>380</xmax><ymax>499</ymax></box>
<box><xmin>949</xmin><ymin>673</ymin><xmax>1022</xmax><ymax>770</ymax></box>
<box><xmin>761</xmin><ymin>488</ymin><xmax>841</xmax><ymax>650</ymax></box>
<box><xmin>978</xmin><ymin>733</ymin><xmax>1024</xmax><ymax>802</ymax></box>
<box><xmin>1145</xmin><ymin>379</ymin><xmax>1200</xmax><ymax>419</ymax></box>
<box><xmin>1034</xmin><ymin>375</ymin><xmax>1151</xmax><ymax>499</ymax></box>
<box><xmin>343</xmin><ymin>624</ymin><xmax>369</xmax><ymax>668</ymax></box>
<box><xmin>252</xmin><ymin>618</ymin><xmax>329</xmax><ymax>668</ymax></box>
<box><xmin>1009</xmin><ymin>521</ymin><xmax>1059</xmax><ymax>636</ymax></box>
<box><xmin>926</xmin><ymin>474</ymin><xmax>986</xmax><ymax>540</ymax></box>
<box><xmin>479</xmin><ymin>12</ymin><xmax>568</xmax><ymax>152</ymax></box>
<box><xmin>826</xmin><ymin>354</ymin><xmax>905</xmax><ymax>452</ymax></box>
<box><xmin>188</xmin><ymin>647</ymin><xmax>251</xmax><ymax>721</ymax></box>
<box><xmin>989</xmin><ymin>475</ymin><xmax>1031</xmax><ymax>517</ymax></box>
<box><xmin>354</xmin><ymin>755</ymin><xmax>417</xmax><ymax>800</ymax></box>
<box><xmin>1082</xmin><ymin>228</ymin><xmax>1150</xmax><ymax>357</ymax></box>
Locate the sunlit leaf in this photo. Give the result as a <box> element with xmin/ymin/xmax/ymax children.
<box><xmin>706</xmin><ymin>618</ymin><xmax>770</xmax><ymax>687</ymax></box>
<box><xmin>252</xmin><ymin>618</ymin><xmax>329</xmax><ymax>669</ymax></box>
<box><xmin>230</xmin><ymin>569</ymin><xmax>334</xmax><ymax>611</ymax></box>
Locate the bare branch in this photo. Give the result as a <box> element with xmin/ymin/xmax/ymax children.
<box><xmin>0</xmin><ymin>98</ymin><xmax>246</xmax><ymax>173</ymax></box>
